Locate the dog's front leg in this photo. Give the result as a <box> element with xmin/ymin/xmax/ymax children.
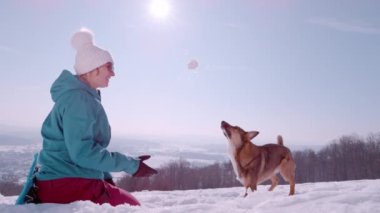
<box><xmin>244</xmin><ymin>187</ymin><xmax>248</xmax><ymax>197</ymax></box>
<box><xmin>247</xmin><ymin>170</ymin><xmax>258</xmax><ymax>192</ymax></box>
<box><xmin>243</xmin><ymin>184</ymin><xmax>257</xmax><ymax>197</ymax></box>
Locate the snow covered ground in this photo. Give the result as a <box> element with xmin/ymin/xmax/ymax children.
<box><xmin>1</xmin><ymin>179</ymin><xmax>379</xmax><ymax>213</ymax></box>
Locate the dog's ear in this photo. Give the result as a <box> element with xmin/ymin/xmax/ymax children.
<box><xmin>247</xmin><ymin>131</ymin><xmax>259</xmax><ymax>140</ymax></box>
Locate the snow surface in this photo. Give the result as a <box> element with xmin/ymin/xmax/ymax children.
<box><xmin>1</xmin><ymin>179</ymin><xmax>379</xmax><ymax>213</ymax></box>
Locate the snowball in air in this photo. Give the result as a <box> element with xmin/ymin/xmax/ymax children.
<box><xmin>187</xmin><ymin>59</ymin><xmax>199</xmax><ymax>70</ymax></box>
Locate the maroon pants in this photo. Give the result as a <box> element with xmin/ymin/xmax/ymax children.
<box><xmin>36</xmin><ymin>178</ymin><xmax>140</xmax><ymax>206</ymax></box>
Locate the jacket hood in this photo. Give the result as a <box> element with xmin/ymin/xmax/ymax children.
<box><xmin>50</xmin><ymin>70</ymin><xmax>100</xmax><ymax>102</ymax></box>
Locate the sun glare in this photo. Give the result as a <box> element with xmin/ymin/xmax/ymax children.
<box><xmin>149</xmin><ymin>0</ymin><xmax>170</xmax><ymax>19</ymax></box>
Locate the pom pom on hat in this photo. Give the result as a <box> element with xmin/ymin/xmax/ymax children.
<box><xmin>71</xmin><ymin>29</ymin><xmax>93</xmax><ymax>51</ymax></box>
<box><xmin>71</xmin><ymin>28</ymin><xmax>113</xmax><ymax>75</ymax></box>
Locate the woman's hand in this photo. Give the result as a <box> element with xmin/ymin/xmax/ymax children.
<box><xmin>132</xmin><ymin>155</ymin><xmax>158</xmax><ymax>177</ymax></box>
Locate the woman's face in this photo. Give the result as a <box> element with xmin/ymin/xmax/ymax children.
<box><xmin>88</xmin><ymin>62</ymin><xmax>115</xmax><ymax>88</ymax></box>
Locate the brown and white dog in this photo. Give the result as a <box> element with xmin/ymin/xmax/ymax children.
<box><xmin>221</xmin><ymin>121</ymin><xmax>296</xmax><ymax>197</ymax></box>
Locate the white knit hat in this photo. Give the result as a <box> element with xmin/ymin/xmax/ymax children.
<box><xmin>71</xmin><ymin>28</ymin><xmax>113</xmax><ymax>75</ymax></box>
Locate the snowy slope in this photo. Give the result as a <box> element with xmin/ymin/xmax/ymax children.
<box><xmin>1</xmin><ymin>179</ymin><xmax>379</xmax><ymax>213</ymax></box>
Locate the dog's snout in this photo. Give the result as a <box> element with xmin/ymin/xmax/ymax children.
<box><xmin>221</xmin><ymin>120</ymin><xmax>229</xmax><ymax>129</ymax></box>
<box><xmin>221</xmin><ymin>121</ymin><xmax>226</xmax><ymax>127</ymax></box>
<box><xmin>221</xmin><ymin>121</ymin><xmax>232</xmax><ymax>138</ymax></box>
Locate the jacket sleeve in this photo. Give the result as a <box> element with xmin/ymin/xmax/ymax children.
<box><xmin>61</xmin><ymin>92</ymin><xmax>139</xmax><ymax>175</ymax></box>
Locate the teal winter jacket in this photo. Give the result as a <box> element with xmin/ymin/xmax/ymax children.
<box><xmin>36</xmin><ymin>70</ymin><xmax>139</xmax><ymax>181</ymax></box>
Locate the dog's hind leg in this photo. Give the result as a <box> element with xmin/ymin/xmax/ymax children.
<box><xmin>279</xmin><ymin>156</ymin><xmax>296</xmax><ymax>196</ymax></box>
<box><xmin>282</xmin><ymin>171</ymin><xmax>295</xmax><ymax>195</ymax></box>
<box><xmin>268</xmin><ymin>175</ymin><xmax>279</xmax><ymax>191</ymax></box>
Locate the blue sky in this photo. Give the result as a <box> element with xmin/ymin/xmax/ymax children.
<box><xmin>1</xmin><ymin>0</ymin><xmax>379</xmax><ymax>146</ymax></box>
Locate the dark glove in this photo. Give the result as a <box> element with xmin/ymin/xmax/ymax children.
<box><xmin>133</xmin><ymin>155</ymin><xmax>158</xmax><ymax>177</ymax></box>
<box><xmin>104</xmin><ymin>178</ymin><xmax>116</xmax><ymax>186</ymax></box>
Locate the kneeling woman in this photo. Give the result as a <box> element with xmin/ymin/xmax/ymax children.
<box><xmin>35</xmin><ymin>29</ymin><xmax>157</xmax><ymax>206</ymax></box>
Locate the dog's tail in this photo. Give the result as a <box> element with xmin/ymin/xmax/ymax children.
<box><xmin>277</xmin><ymin>135</ymin><xmax>284</xmax><ymax>146</ymax></box>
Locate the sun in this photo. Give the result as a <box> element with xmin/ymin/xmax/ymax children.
<box><xmin>149</xmin><ymin>0</ymin><xmax>170</xmax><ymax>19</ymax></box>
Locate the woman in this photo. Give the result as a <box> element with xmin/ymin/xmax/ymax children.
<box><xmin>34</xmin><ymin>29</ymin><xmax>157</xmax><ymax>206</ymax></box>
